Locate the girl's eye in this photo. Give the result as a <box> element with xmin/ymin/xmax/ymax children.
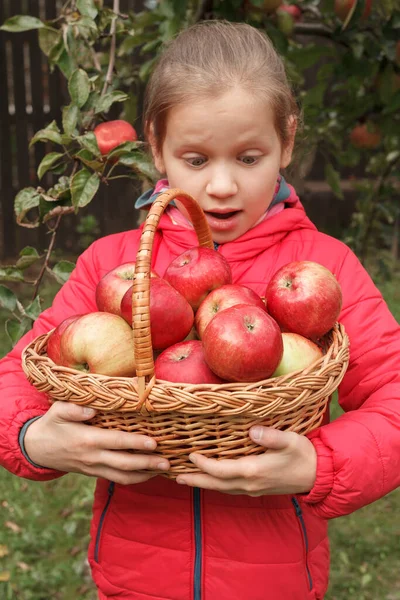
<box><xmin>240</xmin><ymin>156</ymin><xmax>258</xmax><ymax>165</ymax></box>
<box><xmin>185</xmin><ymin>157</ymin><xmax>206</xmax><ymax>167</ymax></box>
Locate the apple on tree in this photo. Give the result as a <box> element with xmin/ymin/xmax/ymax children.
<box><xmin>277</xmin><ymin>3</ymin><xmax>302</xmax><ymax>21</ymax></box>
<box><xmin>195</xmin><ymin>284</ymin><xmax>265</xmax><ymax>339</ymax></box>
<box><xmin>93</xmin><ymin>119</ymin><xmax>137</xmax><ymax>156</ymax></box>
<box><xmin>58</xmin><ymin>312</ymin><xmax>136</xmax><ymax>377</ymax></box>
<box><xmin>47</xmin><ymin>315</ymin><xmax>82</xmax><ymax>365</ymax></box>
<box><xmin>350</xmin><ymin>122</ymin><xmax>381</xmax><ymax>150</ymax></box>
<box><xmin>334</xmin><ymin>0</ymin><xmax>371</xmax><ymax>22</ymax></box>
<box><xmin>120</xmin><ymin>277</ymin><xmax>194</xmax><ymax>350</ymax></box>
<box><xmin>155</xmin><ymin>340</ymin><xmax>225</xmax><ymax>384</ymax></box>
<box><xmin>96</xmin><ymin>262</ymin><xmax>158</xmax><ymax>316</ymax></box>
<box><xmin>272</xmin><ymin>332</ymin><xmax>323</xmax><ymax>377</ymax></box>
<box><xmin>265</xmin><ymin>261</ymin><xmax>342</xmax><ymax>339</ymax></box>
<box><xmin>202</xmin><ymin>304</ymin><xmax>283</xmax><ymax>382</ymax></box>
<box><xmin>164</xmin><ymin>247</ymin><xmax>232</xmax><ymax>311</ymax></box>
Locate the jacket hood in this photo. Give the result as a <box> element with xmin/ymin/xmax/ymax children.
<box><xmin>146</xmin><ymin>184</ymin><xmax>318</xmax><ymax>262</ymax></box>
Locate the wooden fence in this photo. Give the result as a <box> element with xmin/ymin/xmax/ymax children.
<box><xmin>0</xmin><ymin>0</ymin><xmax>360</xmax><ymax>262</ymax></box>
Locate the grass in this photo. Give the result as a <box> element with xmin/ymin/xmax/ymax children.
<box><xmin>0</xmin><ymin>271</ymin><xmax>399</xmax><ymax>599</ymax></box>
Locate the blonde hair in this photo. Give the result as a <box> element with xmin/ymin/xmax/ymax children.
<box><xmin>143</xmin><ymin>20</ymin><xmax>300</xmax><ymax>153</ymax></box>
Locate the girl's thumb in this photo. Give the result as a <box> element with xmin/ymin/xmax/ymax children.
<box><xmin>249</xmin><ymin>426</ymin><xmax>291</xmax><ymax>450</ymax></box>
<box><xmin>53</xmin><ymin>401</ymin><xmax>96</xmax><ymax>422</ymax></box>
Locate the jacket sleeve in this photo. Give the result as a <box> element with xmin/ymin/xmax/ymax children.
<box><xmin>0</xmin><ymin>241</ymin><xmax>99</xmax><ymax>481</ymax></box>
<box><xmin>303</xmin><ymin>245</ymin><xmax>400</xmax><ymax>519</ymax></box>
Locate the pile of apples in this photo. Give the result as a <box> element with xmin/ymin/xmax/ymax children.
<box><xmin>46</xmin><ymin>248</ymin><xmax>343</xmax><ymax>385</ymax></box>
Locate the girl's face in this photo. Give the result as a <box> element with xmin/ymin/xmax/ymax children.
<box><xmin>151</xmin><ymin>88</ymin><xmax>295</xmax><ymax>243</ymax></box>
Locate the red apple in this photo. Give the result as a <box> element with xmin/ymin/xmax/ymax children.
<box><xmin>265</xmin><ymin>261</ymin><xmax>342</xmax><ymax>339</ymax></box>
<box><xmin>93</xmin><ymin>120</ymin><xmax>137</xmax><ymax>156</ymax></box>
<box><xmin>164</xmin><ymin>247</ymin><xmax>232</xmax><ymax>311</ymax></box>
<box><xmin>47</xmin><ymin>315</ymin><xmax>82</xmax><ymax>365</ymax></box>
<box><xmin>155</xmin><ymin>340</ymin><xmax>224</xmax><ymax>384</ymax></box>
<box><xmin>350</xmin><ymin>122</ymin><xmax>381</xmax><ymax>149</ymax></box>
<box><xmin>202</xmin><ymin>304</ymin><xmax>283</xmax><ymax>382</ymax></box>
<box><xmin>96</xmin><ymin>262</ymin><xmax>158</xmax><ymax>316</ymax></box>
<box><xmin>195</xmin><ymin>284</ymin><xmax>265</xmax><ymax>339</ymax></box>
<box><xmin>59</xmin><ymin>312</ymin><xmax>136</xmax><ymax>376</ymax></box>
<box><xmin>334</xmin><ymin>0</ymin><xmax>371</xmax><ymax>22</ymax></box>
<box><xmin>277</xmin><ymin>4</ymin><xmax>302</xmax><ymax>21</ymax></box>
<box><xmin>272</xmin><ymin>332</ymin><xmax>323</xmax><ymax>377</ymax></box>
<box><xmin>120</xmin><ymin>277</ymin><xmax>194</xmax><ymax>350</ymax></box>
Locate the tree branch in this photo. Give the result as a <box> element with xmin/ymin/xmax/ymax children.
<box><xmin>101</xmin><ymin>0</ymin><xmax>120</xmax><ymax>97</ymax></box>
<box><xmin>293</xmin><ymin>22</ymin><xmax>334</xmax><ymax>39</ymax></box>
<box><xmin>32</xmin><ymin>214</ymin><xmax>63</xmax><ymax>301</ymax></box>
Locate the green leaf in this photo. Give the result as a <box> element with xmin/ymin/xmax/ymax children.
<box><xmin>0</xmin><ymin>15</ymin><xmax>44</xmax><ymax>32</ymax></box>
<box><xmin>5</xmin><ymin>317</ymin><xmax>32</xmax><ymax>347</ymax></box>
<box><xmin>68</xmin><ymin>69</ymin><xmax>90</xmax><ymax>108</ymax></box>
<box><xmin>77</xmin><ymin>132</ymin><xmax>101</xmax><ymax>157</ymax></box>
<box><xmin>14</xmin><ymin>188</ymin><xmax>41</xmax><ymax>227</ymax></box>
<box><xmin>37</xmin><ymin>152</ymin><xmax>65</xmax><ymax>180</ymax></box>
<box><xmin>0</xmin><ymin>268</ymin><xmax>25</xmax><ymax>282</ymax></box>
<box><xmin>325</xmin><ymin>163</ymin><xmax>344</xmax><ymax>200</ymax></box>
<box><xmin>25</xmin><ymin>296</ymin><xmax>43</xmax><ymax>321</ymax></box>
<box><xmin>55</xmin><ymin>48</ymin><xmax>76</xmax><ymax>78</ymax></box>
<box><xmin>30</xmin><ymin>120</ymin><xmax>63</xmax><ymax>147</ymax></box>
<box><xmin>76</xmin><ymin>0</ymin><xmax>98</xmax><ymax>19</ymax></box>
<box><xmin>74</xmin><ymin>149</ymin><xmax>104</xmax><ymax>170</ymax></box>
<box><xmin>117</xmin><ymin>152</ymin><xmax>158</xmax><ymax>181</ymax></box>
<box><xmin>71</xmin><ymin>169</ymin><xmax>100</xmax><ymax>209</ymax></box>
<box><xmin>62</xmin><ymin>104</ymin><xmax>80</xmax><ymax>136</ymax></box>
<box><xmin>46</xmin><ymin>176</ymin><xmax>71</xmax><ymax>201</ymax></box>
<box><xmin>139</xmin><ymin>56</ymin><xmax>158</xmax><ymax>82</ymax></box>
<box><xmin>52</xmin><ymin>261</ymin><xmax>75</xmax><ymax>284</ymax></box>
<box><xmin>74</xmin><ymin>16</ymin><xmax>98</xmax><ymax>39</ymax></box>
<box><xmin>0</xmin><ymin>285</ymin><xmax>17</xmax><ymax>312</ymax></box>
<box><xmin>106</xmin><ymin>141</ymin><xmax>141</xmax><ymax>160</ymax></box>
<box><xmin>94</xmin><ymin>91</ymin><xmax>129</xmax><ymax>114</ymax></box>
<box><xmin>38</xmin><ymin>27</ymin><xmax>60</xmax><ymax>56</ymax></box>
<box><xmin>16</xmin><ymin>247</ymin><xmax>41</xmax><ymax>270</ymax></box>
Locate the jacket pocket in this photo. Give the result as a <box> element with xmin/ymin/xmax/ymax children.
<box><xmin>292</xmin><ymin>497</ymin><xmax>313</xmax><ymax>592</ymax></box>
<box><xmin>94</xmin><ymin>481</ymin><xmax>115</xmax><ymax>563</ymax></box>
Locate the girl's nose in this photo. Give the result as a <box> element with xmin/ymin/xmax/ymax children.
<box><xmin>206</xmin><ymin>167</ymin><xmax>238</xmax><ymax>198</ymax></box>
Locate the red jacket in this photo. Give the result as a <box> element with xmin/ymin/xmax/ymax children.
<box><xmin>1</xmin><ymin>187</ymin><xmax>399</xmax><ymax>600</ymax></box>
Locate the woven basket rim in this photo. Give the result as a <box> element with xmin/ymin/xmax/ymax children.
<box><xmin>22</xmin><ymin>322</ymin><xmax>348</xmax><ymax>389</ymax></box>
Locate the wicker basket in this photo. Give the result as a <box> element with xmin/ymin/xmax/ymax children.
<box><xmin>22</xmin><ymin>188</ymin><xmax>350</xmax><ymax>478</ymax></box>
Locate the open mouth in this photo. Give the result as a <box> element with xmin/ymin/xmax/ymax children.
<box><xmin>206</xmin><ymin>211</ymin><xmax>240</xmax><ymax>220</ymax></box>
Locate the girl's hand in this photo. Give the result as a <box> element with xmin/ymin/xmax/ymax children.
<box><xmin>176</xmin><ymin>427</ymin><xmax>317</xmax><ymax>496</ymax></box>
<box><xmin>24</xmin><ymin>401</ymin><xmax>170</xmax><ymax>484</ymax></box>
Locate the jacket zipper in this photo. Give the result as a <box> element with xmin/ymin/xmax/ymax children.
<box><xmin>94</xmin><ymin>481</ymin><xmax>115</xmax><ymax>563</ymax></box>
<box><xmin>292</xmin><ymin>497</ymin><xmax>313</xmax><ymax>591</ymax></box>
<box><xmin>193</xmin><ymin>487</ymin><xmax>202</xmax><ymax>600</ymax></box>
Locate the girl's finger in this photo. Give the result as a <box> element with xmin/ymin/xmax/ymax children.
<box><xmin>188</xmin><ymin>452</ymin><xmax>262</xmax><ymax>480</ymax></box>
<box><xmin>92</xmin><ymin>449</ymin><xmax>170</xmax><ymax>473</ymax></box>
<box><xmin>176</xmin><ymin>472</ymin><xmax>250</xmax><ymax>494</ymax></box>
<box><xmin>89</xmin><ymin>428</ymin><xmax>158</xmax><ymax>452</ymax></box>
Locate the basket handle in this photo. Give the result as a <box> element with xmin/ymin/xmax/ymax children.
<box><xmin>132</xmin><ymin>188</ymin><xmax>214</xmax><ymax>403</ymax></box>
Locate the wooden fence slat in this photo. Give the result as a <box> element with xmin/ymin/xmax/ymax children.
<box><xmin>0</xmin><ymin>0</ymin><xmax>16</xmax><ymax>257</ymax></box>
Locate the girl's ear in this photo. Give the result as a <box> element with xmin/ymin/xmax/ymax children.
<box><xmin>148</xmin><ymin>125</ymin><xmax>165</xmax><ymax>174</ymax></box>
<box><xmin>280</xmin><ymin>115</ymin><xmax>297</xmax><ymax>169</ymax></box>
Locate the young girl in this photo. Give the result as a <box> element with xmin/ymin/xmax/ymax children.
<box><xmin>1</xmin><ymin>20</ymin><xmax>399</xmax><ymax>600</ymax></box>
